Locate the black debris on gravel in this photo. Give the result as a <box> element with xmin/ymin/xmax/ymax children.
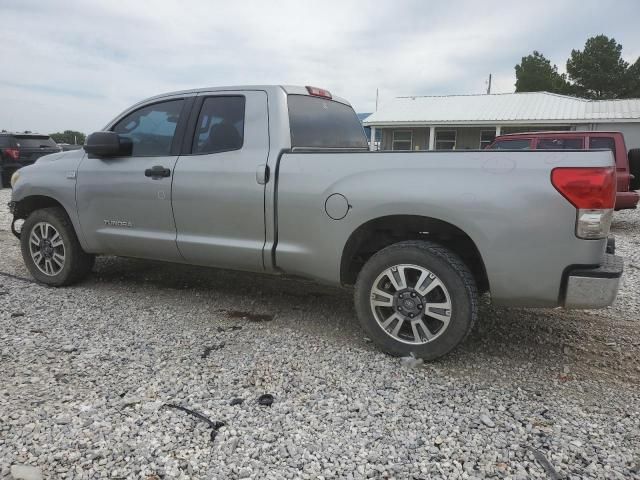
<box><xmin>528</xmin><ymin>447</ymin><xmax>563</xmax><ymax>480</ymax></box>
<box><xmin>201</xmin><ymin>343</ymin><xmax>225</xmax><ymax>358</ymax></box>
<box><xmin>216</xmin><ymin>325</ymin><xmax>243</xmax><ymax>333</ymax></box>
<box><xmin>257</xmin><ymin>394</ymin><xmax>274</xmax><ymax>407</ymax></box>
<box><xmin>163</xmin><ymin>404</ymin><xmax>226</xmax><ymax>442</ymax></box>
<box><xmin>226</xmin><ymin>310</ymin><xmax>273</xmax><ymax>322</ymax></box>
<box><xmin>229</xmin><ymin>398</ymin><xmax>244</xmax><ymax>406</ymax></box>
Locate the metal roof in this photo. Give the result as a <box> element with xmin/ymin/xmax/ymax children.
<box><xmin>363</xmin><ymin>92</ymin><xmax>640</xmax><ymax>126</ymax></box>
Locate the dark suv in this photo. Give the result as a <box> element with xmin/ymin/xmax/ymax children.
<box><xmin>0</xmin><ymin>132</ymin><xmax>60</xmax><ymax>187</ymax></box>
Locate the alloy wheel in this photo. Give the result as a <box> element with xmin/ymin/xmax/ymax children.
<box><xmin>29</xmin><ymin>222</ymin><xmax>66</xmax><ymax>276</ymax></box>
<box><xmin>369</xmin><ymin>264</ymin><xmax>452</xmax><ymax>345</ymax></box>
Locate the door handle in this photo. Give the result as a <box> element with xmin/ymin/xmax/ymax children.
<box><xmin>144</xmin><ymin>165</ymin><xmax>171</xmax><ymax>179</ymax></box>
<box><xmin>256</xmin><ymin>164</ymin><xmax>270</xmax><ymax>185</ymax></box>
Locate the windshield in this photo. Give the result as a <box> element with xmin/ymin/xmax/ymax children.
<box><xmin>288</xmin><ymin>95</ymin><xmax>368</xmax><ymax>149</ymax></box>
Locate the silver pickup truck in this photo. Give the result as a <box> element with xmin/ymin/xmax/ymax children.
<box><xmin>8</xmin><ymin>85</ymin><xmax>623</xmax><ymax>359</ymax></box>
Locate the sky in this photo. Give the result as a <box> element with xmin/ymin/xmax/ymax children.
<box><xmin>0</xmin><ymin>0</ymin><xmax>639</xmax><ymax>135</ymax></box>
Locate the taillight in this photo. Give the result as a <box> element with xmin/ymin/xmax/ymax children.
<box><xmin>306</xmin><ymin>86</ymin><xmax>332</xmax><ymax>99</ymax></box>
<box><xmin>2</xmin><ymin>148</ymin><xmax>19</xmax><ymax>161</ymax></box>
<box><xmin>551</xmin><ymin>167</ymin><xmax>616</xmax><ymax>239</ymax></box>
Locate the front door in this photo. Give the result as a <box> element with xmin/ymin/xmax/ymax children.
<box><xmin>171</xmin><ymin>90</ymin><xmax>270</xmax><ymax>271</ymax></box>
<box><xmin>77</xmin><ymin>98</ymin><xmax>188</xmax><ymax>261</ymax></box>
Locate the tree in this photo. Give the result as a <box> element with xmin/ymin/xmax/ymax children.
<box><xmin>621</xmin><ymin>57</ymin><xmax>640</xmax><ymax>98</ymax></box>
<box><xmin>515</xmin><ymin>51</ymin><xmax>570</xmax><ymax>94</ymax></box>
<box><xmin>49</xmin><ymin>130</ymin><xmax>86</xmax><ymax>145</ymax></box>
<box><xmin>566</xmin><ymin>35</ymin><xmax>629</xmax><ymax>99</ymax></box>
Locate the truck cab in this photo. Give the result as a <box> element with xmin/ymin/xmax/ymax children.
<box><xmin>487</xmin><ymin>131</ymin><xmax>640</xmax><ymax>210</ymax></box>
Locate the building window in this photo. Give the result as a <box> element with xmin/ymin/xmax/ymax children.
<box><xmin>435</xmin><ymin>130</ymin><xmax>456</xmax><ymax>150</ymax></box>
<box><xmin>479</xmin><ymin>130</ymin><xmax>495</xmax><ymax>149</ymax></box>
<box><xmin>392</xmin><ymin>130</ymin><xmax>412</xmax><ymax>150</ymax></box>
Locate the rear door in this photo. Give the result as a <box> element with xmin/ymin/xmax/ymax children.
<box><xmin>171</xmin><ymin>90</ymin><xmax>269</xmax><ymax>271</ymax></box>
<box><xmin>77</xmin><ymin>97</ymin><xmax>192</xmax><ymax>260</ymax></box>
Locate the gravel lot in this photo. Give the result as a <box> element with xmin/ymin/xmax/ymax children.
<box><xmin>1</xmin><ymin>187</ymin><xmax>639</xmax><ymax>480</ymax></box>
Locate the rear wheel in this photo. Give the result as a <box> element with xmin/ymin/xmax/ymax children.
<box><xmin>355</xmin><ymin>240</ymin><xmax>477</xmax><ymax>360</ymax></box>
<box><xmin>20</xmin><ymin>207</ymin><xmax>94</xmax><ymax>286</ymax></box>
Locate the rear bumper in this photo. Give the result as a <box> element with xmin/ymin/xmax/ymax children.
<box><xmin>563</xmin><ymin>254</ymin><xmax>623</xmax><ymax>308</ymax></box>
<box><xmin>615</xmin><ymin>190</ymin><xmax>639</xmax><ymax>210</ymax></box>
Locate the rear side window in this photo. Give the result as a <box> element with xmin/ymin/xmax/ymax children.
<box><xmin>489</xmin><ymin>139</ymin><xmax>531</xmax><ymax>150</ymax></box>
<box><xmin>192</xmin><ymin>96</ymin><xmax>245</xmax><ymax>154</ymax></box>
<box><xmin>113</xmin><ymin>99</ymin><xmax>184</xmax><ymax>156</ymax></box>
<box><xmin>14</xmin><ymin>135</ymin><xmax>57</xmax><ymax>149</ymax></box>
<box><xmin>589</xmin><ymin>137</ymin><xmax>616</xmax><ymax>157</ymax></box>
<box><xmin>537</xmin><ymin>137</ymin><xmax>584</xmax><ymax>149</ymax></box>
<box><xmin>288</xmin><ymin>95</ymin><xmax>368</xmax><ymax>149</ymax></box>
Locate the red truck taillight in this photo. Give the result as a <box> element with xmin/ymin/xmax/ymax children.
<box><xmin>2</xmin><ymin>148</ymin><xmax>19</xmax><ymax>161</ymax></box>
<box><xmin>551</xmin><ymin>167</ymin><xmax>616</xmax><ymax>239</ymax></box>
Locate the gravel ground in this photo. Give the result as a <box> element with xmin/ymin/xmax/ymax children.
<box><xmin>0</xmin><ymin>187</ymin><xmax>639</xmax><ymax>480</ymax></box>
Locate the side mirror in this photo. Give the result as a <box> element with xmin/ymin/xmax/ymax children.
<box><xmin>84</xmin><ymin>131</ymin><xmax>132</xmax><ymax>158</ymax></box>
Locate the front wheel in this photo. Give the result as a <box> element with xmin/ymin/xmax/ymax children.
<box><xmin>354</xmin><ymin>240</ymin><xmax>478</xmax><ymax>360</ymax></box>
<box><xmin>20</xmin><ymin>207</ymin><xmax>95</xmax><ymax>286</ymax></box>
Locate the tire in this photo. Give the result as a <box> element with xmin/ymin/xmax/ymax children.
<box><xmin>628</xmin><ymin>148</ymin><xmax>640</xmax><ymax>191</ymax></box>
<box><xmin>354</xmin><ymin>240</ymin><xmax>478</xmax><ymax>360</ymax></box>
<box><xmin>20</xmin><ymin>207</ymin><xmax>95</xmax><ymax>286</ymax></box>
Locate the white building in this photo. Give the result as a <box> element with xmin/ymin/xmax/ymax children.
<box><xmin>363</xmin><ymin>92</ymin><xmax>640</xmax><ymax>151</ymax></box>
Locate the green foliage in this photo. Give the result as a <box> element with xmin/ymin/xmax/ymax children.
<box><xmin>622</xmin><ymin>58</ymin><xmax>640</xmax><ymax>98</ymax></box>
<box><xmin>515</xmin><ymin>51</ymin><xmax>569</xmax><ymax>93</ymax></box>
<box><xmin>49</xmin><ymin>130</ymin><xmax>86</xmax><ymax>145</ymax></box>
<box><xmin>515</xmin><ymin>35</ymin><xmax>640</xmax><ymax>99</ymax></box>
<box><xmin>567</xmin><ymin>35</ymin><xmax>629</xmax><ymax>99</ymax></box>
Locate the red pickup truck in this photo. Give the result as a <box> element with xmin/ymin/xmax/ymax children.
<box><xmin>487</xmin><ymin>131</ymin><xmax>640</xmax><ymax>210</ymax></box>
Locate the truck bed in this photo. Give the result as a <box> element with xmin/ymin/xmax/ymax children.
<box><xmin>273</xmin><ymin>149</ymin><xmax>612</xmax><ymax>307</ymax></box>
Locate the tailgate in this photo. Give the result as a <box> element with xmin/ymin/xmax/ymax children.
<box><xmin>18</xmin><ymin>147</ymin><xmax>60</xmax><ymax>163</ymax></box>
<box><xmin>14</xmin><ymin>135</ymin><xmax>59</xmax><ymax>163</ymax></box>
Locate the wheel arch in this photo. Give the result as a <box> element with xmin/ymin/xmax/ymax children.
<box><xmin>13</xmin><ymin>195</ymin><xmax>68</xmax><ymax>220</ymax></box>
<box><xmin>12</xmin><ymin>194</ymin><xmax>88</xmax><ymax>251</ymax></box>
<box><xmin>340</xmin><ymin>215</ymin><xmax>489</xmax><ymax>293</ymax></box>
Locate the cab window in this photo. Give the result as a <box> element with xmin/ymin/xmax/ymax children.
<box><xmin>589</xmin><ymin>137</ymin><xmax>616</xmax><ymax>157</ymax></box>
<box><xmin>537</xmin><ymin>137</ymin><xmax>583</xmax><ymax>149</ymax></box>
<box><xmin>192</xmin><ymin>96</ymin><xmax>245</xmax><ymax>154</ymax></box>
<box><xmin>488</xmin><ymin>139</ymin><xmax>532</xmax><ymax>150</ymax></box>
<box><xmin>288</xmin><ymin>95</ymin><xmax>368</xmax><ymax>149</ymax></box>
<box><xmin>112</xmin><ymin>99</ymin><xmax>184</xmax><ymax>156</ymax></box>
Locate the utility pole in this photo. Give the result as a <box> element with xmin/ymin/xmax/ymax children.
<box><xmin>375</xmin><ymin>88</ymin><xmax>379</xmax><ymax>111</ymax></box>
<box><xmin>486</xmin><ymin>74</ymin><xmax>492</xmax><ymax>94</ymax></box>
